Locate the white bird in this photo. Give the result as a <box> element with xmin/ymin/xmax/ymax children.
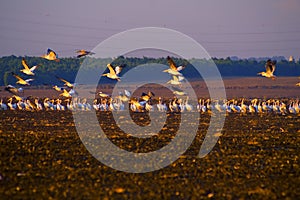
<box><xmin>20</xmin><ymin>58</ymin><xmax>38</xmax><ymax>75</ymax></box>
<box><xmin>258</xmin><ymin>59</ymin><xmax>276</xmax><ymax>79</ymax></box>
<box><xmin>53</xmin><ymin>85</ymin><xmax>65</xmax><ymax>92</ymax></box>
<box><xmin>97</xmin><ymin>92</ymin><xmax>110</xmax><ymax>98</ymax></box>
<box><xmin>75</xmin><ymin>49</ymin><xmax>95</xmax><ymax>58</ymax></box>
<box><xmin>41</xmin><ymin>48</ymin><xmax>59</xmax><ymax>61</ymax></box>
<box><xmin>55</xmin><ymin>76</ymin><xmax>75</xmax><ymax>88</ymax></box>
<box><xmin>5</xmin><ymin>85</ymin><xmax>23</xmax><ymax>95</ymax></box>
<box><xmin>12</xmin><ymin>73</ymin><xmax>34</xmax><ymax>85</ymax></box>
<box><xmin>163</xmin><ymin>56</ymin><xmax>185</xmax><ymax>76</ymax></box>
<box><xmin>59</xmin><ymin>89</ymin><xmax>72</xmax><ymax>98</ymax></box>
<box><xmin>167</xmin><ymin>75</ymin><xmax>183</xmax><ymax>85</ymax></box>
<box><xmin>171</xmin><ymin>86</ymin><xmax>186</xmax><ymax>96</ymax></box>
<box><xmin>102</xmin><ymin>63</ymin><xmax>122</xmax><ymax>81</ymax></box>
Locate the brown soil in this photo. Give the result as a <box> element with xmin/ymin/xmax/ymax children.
<box><xmin>0</xmin><ymin>111</ymin><xmax>299</xmax><ymax>199</ymax></box>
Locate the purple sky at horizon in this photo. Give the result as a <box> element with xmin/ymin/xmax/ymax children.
<box><xmin>0</xmin><ymin>0</ymin><xmax>300</xmax><ymax>59</ymax></box>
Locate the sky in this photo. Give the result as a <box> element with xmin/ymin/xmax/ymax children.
<box><xmin>0</xmin><ymin>0</ymin><xmax>300</xmax><ymax>59</ymax></box>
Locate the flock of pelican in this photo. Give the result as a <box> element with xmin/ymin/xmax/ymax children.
<box><xmin>1</xmin><ymin>94</ymin><xmax>300</xmax><ymax>115</ymax></box>
<box><xmin>1</xmin><ymin>49</ymin><xmax>300</xmax><ymax>115</ymax></box>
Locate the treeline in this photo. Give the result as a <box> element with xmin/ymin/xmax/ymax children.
<box><xmin>0</xmin><ymin>55</ymin><xmax>300</xmax><ymax>86</ymax></box>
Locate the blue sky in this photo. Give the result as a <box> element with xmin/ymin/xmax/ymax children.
<box><xmin>0</xmin><ymin>0</ymin><xmax>299</xmax><ymax>59</ymax></box>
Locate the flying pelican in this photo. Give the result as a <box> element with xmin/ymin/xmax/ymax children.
<box><xmin>296</xmin><ymin>77</ymin><xmax>300</xmax><ymax>86</ymax></box>
<box><xmin>102</xmin><ymin>63</ymin><xmax>122</xmax><ymax>81</ymax></box>
<box><xmin>167</xmin><ymin>75</ymin><xmax>183</xmax><ymax>85</ymax></box>
<box><xmin>5</xmin><ymin>85</ymin><xmax>24</xmax><ymax>95</ymax></box>
<box><xmin>163</xmin><ymin>56</ymin><xmax>185</xmax><ymax>76</ymax></box>
<box><xmin>12</xmin><ymin>73</ymin><xmax>34</xmax><ymax>85</ymax></box>
<box><xmin>59</xmin><ymin>89</ymin><xmax>72</xmax><ymax>98</ymax></box>
<box><xmin>171</xmin><ymin>86</ymin><xmax>186</xmax><ymax>96</ymax></box>
<box><xmin>75</xmin><ymin>49</ymin><xmax>95</xmax><ymax>58</ymax></box>
<box><xmin>140</xmin><ymin>91</ymin><xmax>155</xmax><ymax>101</ymax></box>
<box><xmin>53</xmin><ymin>85</ymin><xmax>65</xmax><ymax>92</ymax></box>
<box><xmin>55</xmin><ymin>76</ymin><xmax>75</xmax><ymax>88</ymax></box>
<box><xmin>257</xmin><ymin>59</ymin><xmax>276</xmax><ymax>79</ymax></box>
<box><xmin>20</xmin><ymin>58</ymin><xmax>38</xmax><ymax>75</ymax></box>
<box><xmin>41</xmin><ymin>48</ymin><xmax>59</xmax><ymax>61</ymax></box>
<box><xmin>97</xmin><ymin>91</ymin><xmax>110</xmax><ymax>98</ymax></box>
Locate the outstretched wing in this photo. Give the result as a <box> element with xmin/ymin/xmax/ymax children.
<box><xmin>173</xmin><ymin>75</ymin><xmax>179</xmax><ymax>81</ymax></box>
<box><xmin>21</xmin><ymin>58</ymin><xmax>30</xmax><ymax>70</ymax></box>
<box><xmin>12</xmin><ymin>72</ymin><xmax>23</xmax><ymax>81</ymax></box>
<box><xmin>55</xmin><ymin>76</ymin><xmax>70</xmax><ymax>84</ymax></box>
<box><xmin>47</xmin><ymin>49</ymin><xmax>58</xmax><ymax>59</ymax></box>
<box><xmin>30</xmin><ymin>65</ymin><xmax>38</xmax><ymax>72</ymax></box>
<box><xmin>167</xmin><ymin>56</ymin><xmax>178</xmax><ymax>70</ymax></box>
<box><xmin>265</xmin><ymin>60</ymin><xmax>272</xmax><ymax>73</ymax></box>
<box><xmin>107</xmin><ymin>64</ymin><xmax>117</xmax><ymax>75</ymax></box>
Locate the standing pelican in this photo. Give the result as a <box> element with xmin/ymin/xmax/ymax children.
<box><xmin>20</xmin><ymin>58</ymin><xmax>38</xmax><ymax>75</ymax></box>
<box><xmin>257</xmin><ymin>59</ymin><xmax>276</xmax><ymax>79</ymax></box>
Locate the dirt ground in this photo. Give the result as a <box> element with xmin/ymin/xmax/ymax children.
<box><xmin>0</xmin><ymin>111</ymin><xmax>299</xmax><ymax>199</ymax></box>
<box><xmin>1</xmin><ymin>77</ymin><xmax>300</xmax><ymax>99</ymax></box>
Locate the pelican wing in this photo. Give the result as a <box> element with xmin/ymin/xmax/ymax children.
<box><xmin>47</xmin><ymin>49</ymin><xmax>57</xmax><ymax>56</ymax></box>
<box><xmin>21</xmin><ymin>58</ymin><xmax>30</xmax><ymax>70</ymax></box>
<box><xmin>25</xmin><ymin>79</ymin><xmax>34</xmax><ymax>83</ymax></box>
<box><xmin>107</xmin><ymin>64</ymin><xmax>117</xmax><ymax>76</ymax></box>
<box><xmin>12</xmin><ymin>73</ymin><xmax>24</xmax><ymax>81</ymax></box>
<box><xmin>173</xmin><ymin>75</ymin><xmax>179</xmax><ymax>82</ymax></box>
<box><xmin>167</xmin><ymin>56</ymin><xmax>178</xmax><ymax>70</ymax></box>
<box><xmin>30</xmin><ymin>65</ymin><xmax>38</xmax><ymax>72</ymax></box>
<box><xmin>56</xmin><ymin>76</ymin><xmax>70</xmax><ymax>85</ymax></box>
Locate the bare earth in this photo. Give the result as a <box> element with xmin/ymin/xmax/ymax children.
<box><xmin>1</xmin><ymin>77</ymin><xmax>300</xmax><ymax>99</ymax></box>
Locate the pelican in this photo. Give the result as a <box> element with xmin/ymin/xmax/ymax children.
<box><xmin>257</xmin><ymin>59</ymin><xmax>276</xmax><ymax>79</ymax></box>
<box><xmin>163</xmin><ymin>56</ymin><xmax>185</xmax><ymax>76</ymax></box>
<box><xmin>59</xmin><ymin>89</ymin><xmax>72</xmax><ymax>98</ymax></box>
<box><xmin>75</xmin><ymin>49</ymin><xmax>95</xmax><ymax>58</ymax></box>
<box><xmin>130</xmin><ymin>99</ymin><xmax>144</xmax><ymax>112</ymax></box>
<box><xmin>140</xmin><ymin>91</ymin><xmax>155</xmax><ymax>101</ymax></box>
<box><xmin>5</xmin><ymin>85</ymin><xmax>23</xmax><ymax>95</ymax></box>
<box><xmin>184</xmin><ymin>96</ymin><xmax>193</xmax><ymax>111</ymax></box>
<box><xmin>53</xmin><ymin>85</ymin><xmax>65</xmax><ymax>92</ymax></box>
<box><xmin>97</xmin><ymin>92</ymin><xmax>110</xmax><ymax>98</ymax></box>
<box><xmin>296</xmin><ymin>77</ymin><xmax>300</xmax><ymax>86</ymax></box>
<box><xmin>156</xmin><ymin>97</ymin><xmax>167</xmax><ymax>112</ymax></box>
<box><xmin>41</xmin><ymin>49</ymin><xmax>59</xmax><ymax>61</ymax></box>
<box><xmin>55</xmin><ymin>76</ymin><xmax>75</xmax><ymax>88</ymax></box>
<box><xmin>102</xmin><ymin>63</ymin><xmax>122</xmax><ymax>81</ymax></box>
<box><xmin>12</xmin><ymin>73</ymin><xmax>34</xmax><ymax>85</ymax></box>
<box><xmin>167</xmin><ymin>75</ymin><xmax>183</xmax><ymax>85</ymax></box>
<box><xmin>171</xmin><ymin>86</ymin><xmax>186</xmax><ymax>96</ymax></box>
<box><xmin>117</xmin><ymin>90</ymin><xmax>131</xmax><ymax>102</ymax></box>
<box><xmin>20</xmin><ymin>58</ymin><xmax>38</xmax><ymax>75</ymax></box>
<box><xmin>0</xmin><ymin>99</ymin><xmax>8</xmax><ymax>110</ymax></box>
